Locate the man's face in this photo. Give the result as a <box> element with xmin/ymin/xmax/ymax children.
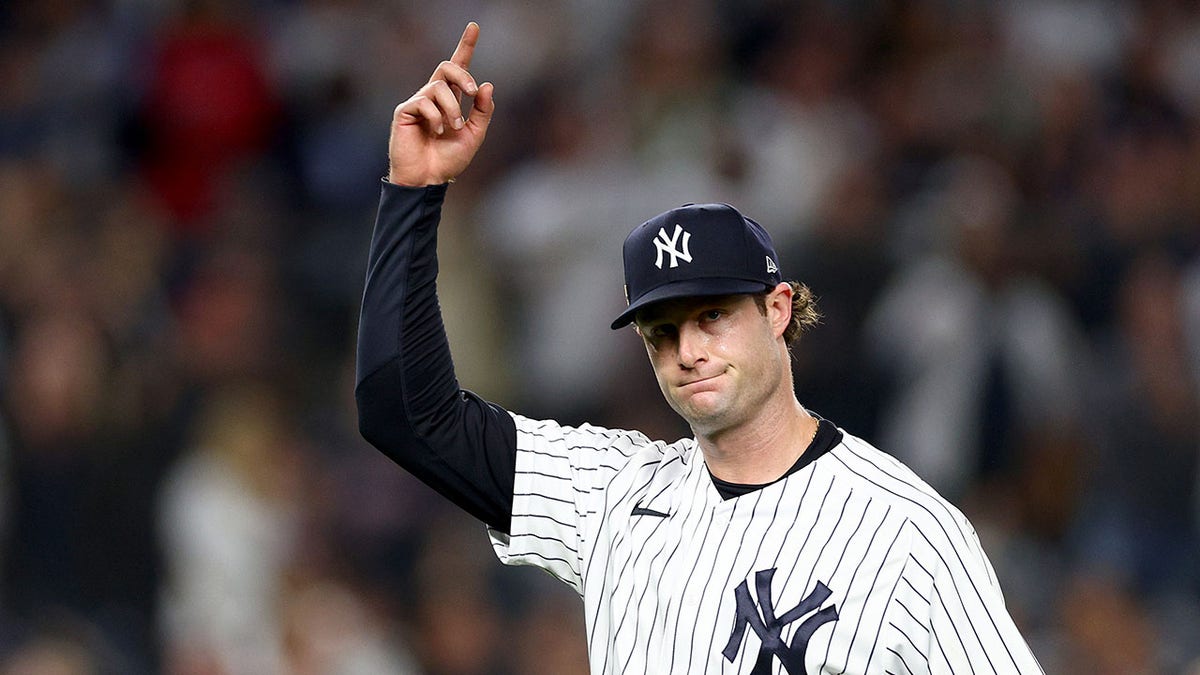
<box><xmin>634</xmin><ymin>290</ymin><xmax>790</xmax><ymax>437</ymax></box>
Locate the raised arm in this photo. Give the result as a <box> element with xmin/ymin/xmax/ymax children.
<box><xmin>355</xmin><ymin>23</ymin><xmax>517</xmax><ymax>532</ymax></box>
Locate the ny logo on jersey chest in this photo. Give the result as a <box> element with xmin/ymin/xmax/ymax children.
<box><xmin>722</xmin><ymin>568</ymin><xmax>839</xmax><ymax>674</ymax></box>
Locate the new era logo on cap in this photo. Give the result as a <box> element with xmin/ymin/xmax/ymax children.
<box><xmin>611</xmin><ymin>203</ymin><xmax>784</xmax><ymax>329</ymax></box>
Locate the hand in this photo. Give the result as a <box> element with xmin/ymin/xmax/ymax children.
<box><xmin>387</xmin><ymin>22</ymin><xmax>496</xmax><ymax>187</ymax></box>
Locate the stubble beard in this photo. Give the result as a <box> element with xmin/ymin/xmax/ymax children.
<box><xmin>670</xmin><ymin>352</ymin><xmax>786</xmax><ymax>440</ymax></box>
<box><xmin>675</xmin><ymin>394</ymin><xmax>733</xmax><ymax>437</ymax></box>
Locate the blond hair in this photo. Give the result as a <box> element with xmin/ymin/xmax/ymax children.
<box><xmin>754</xmin><ymin>281</ymin><xmax>820</xmax><ymax>345</ymax></box>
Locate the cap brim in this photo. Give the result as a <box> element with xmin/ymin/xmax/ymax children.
<box><xmin>610</xmin><ymin>278</ymin><xmax>774</xmax><ymax>330</ymax></box>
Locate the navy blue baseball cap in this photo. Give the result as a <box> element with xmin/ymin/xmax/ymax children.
<box><xmin>611</xmin><ymin>202</ymin><xmax>783</xmax><ymax>329</ymax></box>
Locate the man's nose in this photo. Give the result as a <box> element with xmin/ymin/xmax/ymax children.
<box><xmin>676</xmin><ymin>322</ymin><xmax>707</xmax><ymax>368</ymax></box>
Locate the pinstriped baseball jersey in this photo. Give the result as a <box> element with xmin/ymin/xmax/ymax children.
<box><xmin>489</xmin><ymin>414</ymin><xmax>1043</xmax><ymax>674</ymax></box>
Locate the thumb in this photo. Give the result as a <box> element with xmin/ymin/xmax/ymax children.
<box><xmin>466</xmin><ymin>82</ymin><xmax>495</xmax><ymax>132</ymax></box>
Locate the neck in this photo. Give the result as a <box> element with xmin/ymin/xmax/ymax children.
<box><xmin>696</xmin><ymin>394</ymin><xmax>818</xmax><ymax>485</ymax></box>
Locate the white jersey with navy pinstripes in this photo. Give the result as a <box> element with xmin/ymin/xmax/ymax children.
<box><xmin>489</xmin><ymin>414</ymin><xmax>1043</xmax><ymax>674</ymax></box>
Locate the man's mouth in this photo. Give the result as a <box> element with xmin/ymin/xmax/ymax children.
<box><xmin>679</xmin><ymin>373</ymin><xmax>722</xmax><ymax>390</ymax></box>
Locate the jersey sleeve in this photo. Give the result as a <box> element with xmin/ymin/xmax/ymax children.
<box><xmin>355</xmin><ymin>181</ymin><xmax>519</xmax><ymax>532</ymax></box>
<box><xmin>488</xmin><ymin>414</ymin><xmax>651</xmax><ymax>594</ymax></box>
<box><xmin>902</xmin><ymin>517</ymin><xmax>1044</xmax><ymax>674</ymax></box>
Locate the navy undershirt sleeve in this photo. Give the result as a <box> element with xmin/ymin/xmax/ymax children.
<box><xmin>355</xmin><ymin>181</ymin><xmax>517</xmax><ymax>533</ymax></box>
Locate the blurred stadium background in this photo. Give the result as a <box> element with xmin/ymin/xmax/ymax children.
<box><xmin>0</xmin><ymin>0</ymin><xmax>1199</xmax><ymax>672</ymax></box>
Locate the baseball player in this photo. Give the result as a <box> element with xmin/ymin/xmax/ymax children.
<box><xmin>356</xmin><ymin>23</ymin><xmax>1044</xmax><ymax>674</ymax></box>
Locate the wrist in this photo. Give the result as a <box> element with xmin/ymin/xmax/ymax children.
<box><xmin>386</xmin><ymin>171</ymin><xmax>454</xmax><ymax>188</ymax></box>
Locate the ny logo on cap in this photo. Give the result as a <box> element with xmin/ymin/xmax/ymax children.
<box><xmin>653</xmin><ymin>224</ymin><xmax>693</xmax><ymax>269</ymax></box>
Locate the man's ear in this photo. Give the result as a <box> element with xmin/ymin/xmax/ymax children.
<box><xmin>766</xmin><ymin>283</ymin><xmax>793</xmax><ymax>339</ymax></box>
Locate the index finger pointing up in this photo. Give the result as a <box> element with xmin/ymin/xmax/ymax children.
<box><xmin>449</xmin><ymin>22</ymin><xmax>479</xmax><ymax>68</ymax></box>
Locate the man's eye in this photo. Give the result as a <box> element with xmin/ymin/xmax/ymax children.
<box><xmin>703</xmin><ymin>310</ymin><xmax>723</xmax><ymax>321</ymax></box>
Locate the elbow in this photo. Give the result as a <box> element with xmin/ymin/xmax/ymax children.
<box><xmin>353</xmin><ymin>358</ymin><xmax>465</xmax><ymax>472</ymax></box>
<box><xmin>356</xmin><ymin>395</ymin><xmax>381</xmax><ymax>449</ymax></box>
<box><xmin>354</xmin><ymin>371</ymin><xmax>407</xmax><ymax>454</ymax></box>
<box><xmin>353</xmin><ymin>364</ymin><xmax>434</xmax><ymax>473</ymax></box>
<box><xmin>356</xmin><ymin>387</ymin><xmax>392</xmax><ymax>452</ymax></box>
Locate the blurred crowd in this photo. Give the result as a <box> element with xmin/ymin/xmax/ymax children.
<box><xmin>0</xmin><ymin>0</ymin><xmax>1198</xmax><ymax>673</ymax></box>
